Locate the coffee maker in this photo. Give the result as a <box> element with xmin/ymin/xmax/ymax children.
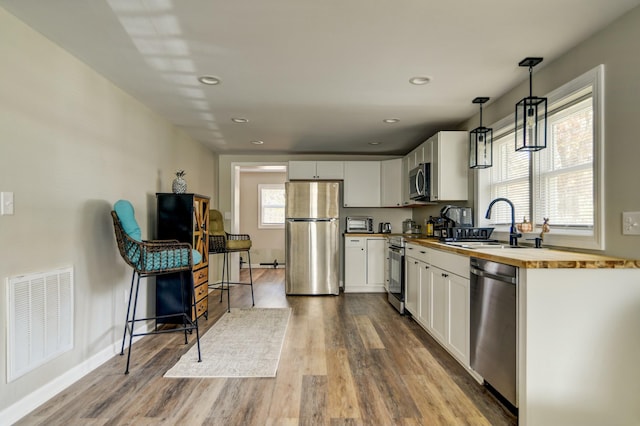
<box><xmin>440</xmin><ymin>205</ymin><xmax>473</xmax><ymax>227</ymax></box>
<box><xmin>433</xmin><ymin>205</ymin><xmax>472</xmax><ymax>238</ymax></box>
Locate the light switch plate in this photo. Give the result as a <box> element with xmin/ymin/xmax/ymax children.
<box><xmin>622</xmin><ymin>211</ymin><xmax>640</xmax><ymax>235</ymax></box>
<box><xmin>1</xmin><ymin>192</ymin><xmax>14</xmax><ymax>216</ymax></box>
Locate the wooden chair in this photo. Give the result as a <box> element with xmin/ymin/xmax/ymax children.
<box><xmin>208</xmin><ymin>209</ymin><xmax>255</xmax><ymax>312</ymax></box>
<box><xmin>111</xmin><ymin>200</ymin><xmax>201</xmax><ymax>374</ymax></box>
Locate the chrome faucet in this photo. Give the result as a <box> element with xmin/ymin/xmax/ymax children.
<box><xmin>485</xmin><ymin>197</ymin><xmax>522</xmax><ymax>247</ymax></box>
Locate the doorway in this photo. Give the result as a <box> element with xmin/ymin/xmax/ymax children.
<box><xmin>228</xmin><ymin>163</ymin><xmax>288</xmax><ymax>282</ymax></box>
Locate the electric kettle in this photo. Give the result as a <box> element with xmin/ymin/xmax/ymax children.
<box><xmin>379</xmin><ymin>222</ymin><xmax>392</xmax><ymax>233</ymax></box>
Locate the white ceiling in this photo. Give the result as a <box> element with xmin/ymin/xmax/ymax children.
<box><xmin>2</xmin><ymin>0</ymin><xmax>639</xmax><ymax>155</ymax></box>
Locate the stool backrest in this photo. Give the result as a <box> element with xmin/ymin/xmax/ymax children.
<box><xmin>209</xmin><ymin>209</ymin><xmax>226</xmax><ymax>237</ymax></box>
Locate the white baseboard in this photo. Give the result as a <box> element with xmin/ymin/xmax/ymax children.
<box><xmin>245</xmin><ymin>263</ymin><xmax>285</xmax><ymax>269</ymax></box>
<box><xmin>1</xmin><ymin>327</ymin><xmax>149</xmax><ymax>426</ymax></box>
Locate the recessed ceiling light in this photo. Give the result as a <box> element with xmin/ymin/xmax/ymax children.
<box><xmin>198</xmin><ymin>75</ymin><xmax>221</xmax><ymax>85</ymax></box>
<box><xmin>383</xmin><ymin>118</ymin><xmax>400</xmax><ymax>124</ymax></box>
<box><xmin>250</xmin><ymin>140</ymin><xmax>264</xmax><ymax>145</ymax></box>
<box><xmin>369</xmin><ymin>141</ymin><xmax>381</xmax><ymax>145</ymax></box>
<box><xmin>231</xmin><ymin>117</ymin><xmax>248</xmax><ymax>123</ymax></box>
<box><xmin>409</xmin><ymin>76</ymin><xmax>432</xmax><ymax>85</ymax></box>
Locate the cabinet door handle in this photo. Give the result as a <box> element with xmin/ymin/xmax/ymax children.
<box><xmin>442</xmin><ymin>273</ymin><xmax>448</xmax><ymax>277</ymax></box>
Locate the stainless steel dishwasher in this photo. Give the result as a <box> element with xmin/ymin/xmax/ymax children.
<box><xmin>470</xmin><ymin>257</ymin><xmax>518</xmax><ymax>409</ymax></box>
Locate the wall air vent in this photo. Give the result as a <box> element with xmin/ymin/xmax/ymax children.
<box><xmin>6</xmin><ymin>267</ymin><xmax>74</xmax><ymax>382</ymax></box>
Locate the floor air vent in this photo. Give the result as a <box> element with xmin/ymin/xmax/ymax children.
<box><xmin>6</xmin><ymin>266</ymin><xmax>74</xmax><ymax>382</ymax></box>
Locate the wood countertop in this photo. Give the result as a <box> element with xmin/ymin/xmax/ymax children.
<box><xmin>341</xmin><ymin>233</ymin><xmax>639</xmax><ymax>268</ymax></box>
<box><xmin>407</xmin><ymin>238</ymin><xmax>640</xmax><ymax>269</ymax></box>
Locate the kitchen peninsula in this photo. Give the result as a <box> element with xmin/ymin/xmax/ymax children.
<box><xmin>405</xmin><ymin>239</ymin><xmax>640</xmax><ymax>426</ymax></box>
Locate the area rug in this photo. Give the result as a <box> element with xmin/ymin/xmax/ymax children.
<box><xmin>164</xmin><ymin>308</ymin><xmax>291</xmax><ymax>378</ymax></box>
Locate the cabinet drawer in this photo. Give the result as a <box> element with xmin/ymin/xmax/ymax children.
<box><xmin>430</xmin><ymin>249</ymin><xmax>469</xmax><ymax>278</ymax></box>
<box><xmin>193</xmin><ymin>267</ymin><xmax>208</xmax><ymax>286</ymax></box>
<box><xmin>193</xmin><ymin>298</ymin><xmax>208</xmax><ymax>320</ymax></box>
<box><xmin>345</xmin><ymin>237</ymin><xmax>365</xmax><ymax>248</ymax></box>
<box><xmin>405</xmin><ymin>243</ymin><xmax>429</xmax><ymax>264</ymax></box>
<box><xmin>194</xmin><ymin>282</ymin><xmax>208</xmax><ymax>302</ymax></box>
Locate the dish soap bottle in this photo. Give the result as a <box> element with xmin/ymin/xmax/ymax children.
<box><xmin>426</xmin><ymin>216</ymin><xmax>434</xmax><ymax>237</ymax></box>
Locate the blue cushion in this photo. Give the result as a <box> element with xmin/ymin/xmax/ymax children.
<box><xmin>192</xmin><ymin>250</ymin><xmax>202</xmax><ymax>265</ymax></box>
<box><xmin>142</xmin><ymin>248</ymin><xmax>202</xmax><ymax>271</ymax></box>
<box><xmin>114</xmin><ymin>200</ymin><xmax>142</xmax><ymax>242</ymax></box>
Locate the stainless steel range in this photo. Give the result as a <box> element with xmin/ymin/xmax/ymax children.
<box><xmin>387</xmin><ymin>235</ymin><xmax>406</xmax><ymax>313</ymax></box>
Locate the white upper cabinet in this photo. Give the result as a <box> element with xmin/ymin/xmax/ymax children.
<box><xmin>402</xmin><ymin>156</ymin><xmax>412</xmax><ymax>206</ymax></box>
<box><xmin>427</xmin><ymin>131</ymin><xmax>468</xmax><ymax>201</ymax></box>
<box><xmin>380</xmin><ymin>158</ymin><xmax>403</xmax><ymax>207</ymax></box>
<box><xmin>288</xmin><ymin>161</ymin><xmax>344</xmax><ymax>180</ymax></box>
<box><xmin>343</xmin><ymin>161</ymin><xmax>381</xmax><ymax>207</ymax></box>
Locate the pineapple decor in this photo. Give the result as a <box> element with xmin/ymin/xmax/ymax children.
<box><xmin>172</xmin><ymin>170</ymin><xmax>187</xmax><ymax>194</ymax></box>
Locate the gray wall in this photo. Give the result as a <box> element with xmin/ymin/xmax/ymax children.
<box><xmin>0</xmin><ymin>8</ymin><xmax>217</xmax><ymax>415</ymax></box>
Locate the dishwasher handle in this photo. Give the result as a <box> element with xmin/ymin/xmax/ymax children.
<box><xmin>470</xmin><ymin>267</ymin><xmax>517</xmax><ymax>284</ymax></box>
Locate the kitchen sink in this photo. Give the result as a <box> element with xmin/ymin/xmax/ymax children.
<box><xmin>445</xmin><ymin>241</ymin><xmax>535</xmax><ymax>249</ymax></box>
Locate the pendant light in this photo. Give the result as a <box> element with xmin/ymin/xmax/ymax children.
<box><xmin>515</xmin><ymin>57</ymin><xmax>547</xmax><ymax>151</ymax></box>
<box><xmin>469</xmin><ymin>97</ymin><xmax>492</xmax><ymax>169</ymax></box>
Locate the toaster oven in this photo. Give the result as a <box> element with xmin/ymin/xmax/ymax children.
<box><xmin>346</xmin><ymin>216</ymin><xmax>374</xmax><ymax>233</ymax></box>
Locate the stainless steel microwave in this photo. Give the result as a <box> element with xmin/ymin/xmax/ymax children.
<box><xmin>409</xmin><ymin>163</ymin><xmax>431</xmax><ymax>200</ymax></box>
<box><xmin>346</xmin><ymin>216</ymin><xmax>373</xmax><ymax>233</ymax></box>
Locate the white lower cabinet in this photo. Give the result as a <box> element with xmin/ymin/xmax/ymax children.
<box><xmin>430</xmin><ymin>266</ymin><xmax>448</xmax><ymax>344</ymax></box>
<box><xmin>344</xmin><ymin>237</ymin><xmax>366</xmax><ymax>288</ymax></box>
<box><xmin>344</xmin><ymin>236</ymin><xmax>386</xmax><ymax>293</ymax></box>
<box><xmin>404</xmin><ymin>256</ymin><xmax>421</xmax><ymax>316</ymax></box>
<box><xmin>366</xmin><ymin>238</ymin><xmax>386</xmax><ymax>288</ymax></box>
<box><xmin>446</xmin><ymin>271</ymin><xmax>470</xmax><ymax>366</ymax></box>
<box><xmin>404</xmin><ymin>244</ymin><xmax>430</xmax><ymax>322</ymax></box>
<box><xmin>405</xmin><ymin>244</ymin><xmax>470</xmax><ymax>368</ymax></box>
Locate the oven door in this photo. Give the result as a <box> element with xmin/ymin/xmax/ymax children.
<box><xmin>387</xmin><ymin>244</ymin><xmax>405</xmax><ymax>313</ymax></box>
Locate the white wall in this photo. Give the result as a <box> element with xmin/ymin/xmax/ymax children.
<box><xmin>460</xmin><ymin>5</ymin><xmax>640</xmax><ymax>258</ymax></box>
<box><xmin>0</xmin><ymin>7</ymin><xmax>216</xmax><ymax>417</ymax></box>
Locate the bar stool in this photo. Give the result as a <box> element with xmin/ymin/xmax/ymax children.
<box><xmin>208</xmin><ymin>209</ymin><xmax>254</xmax><ymax>312</ymax></box>
<box><xmin>111</xmin><ymin>200</ymin><xmax>201</xmax><ymax>374</ymax></box>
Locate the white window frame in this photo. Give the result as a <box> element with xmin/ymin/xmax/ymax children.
<box><xmin>258</xmin><ymin>183</ymin><xmax>285</xmax><ymax>229</ymax></box>
<box><xmin>475</xmin><ymin>65</ymin><xmax>605</xmax><ymax>250</ymax></box>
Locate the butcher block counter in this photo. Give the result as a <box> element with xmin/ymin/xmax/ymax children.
<box><xmin>407</xmin><ymin>238</ymin><xmax>640</xmax><ymax>269</ymax></box>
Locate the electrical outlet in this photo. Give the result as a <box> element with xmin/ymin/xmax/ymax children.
<box><xmin>622</xmin><ymin>211</ymin><xmax>640</xmax><ymax>235</ymax></box>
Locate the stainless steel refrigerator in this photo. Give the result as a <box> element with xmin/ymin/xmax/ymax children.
<box><xmin>285</xmin><ymin>181</ymin><xmax>340</xmax><ymax>295</ymax></box>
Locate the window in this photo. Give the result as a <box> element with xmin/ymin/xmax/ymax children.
<box><xmin>259</xmin><ymin>184</ymin><xmax>285</xmax><ymax>229</ymax></box>
<box><xmin>477</xmin><ymin>65</ymin><xmax>604</xmax><ymax>250</ymax></box>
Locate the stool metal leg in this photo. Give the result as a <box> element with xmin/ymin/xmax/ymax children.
<box><xmin>124</xmin><ymin>273</ymin><xmax>141</xmax><ymax>375</ymax></box>
<box><xmin>120</xmin><ymin>272</ymin><xmax>136</xmax><ymax>356</ymax></box>
<box><xmin>179</xmin><ymin>271</ymin><xmax>188</xmax><ymax>344</ymax></box>
<box><xmin>191</xmin><ymin>274</ymin><xmax>202</xmax><ymax>362</ymax></box>
<box><xmin>246</xmin><ymin>249</ymin><xmax>255</xmax><ymax>306</ymax></box>
<box><xmin>225</xmin><ymin>251</ymin><xmax>231</xmax><ymax>312</ymax></box>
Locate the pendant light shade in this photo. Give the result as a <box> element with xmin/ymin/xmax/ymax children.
<box><xmin>469</xmin><ymin>97</ymin><xmax>493</xmax><ymax>169</ymax></box>
<box><xmin>515</xmin><ymin>57</ymin><xmax>547</xmax><ymax>151</ymax></box>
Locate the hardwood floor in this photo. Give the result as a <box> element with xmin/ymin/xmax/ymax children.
<box><xmin>17</xmin><ymin>269</ymin><xmax>516</xmax><ymax>425</ymax></box>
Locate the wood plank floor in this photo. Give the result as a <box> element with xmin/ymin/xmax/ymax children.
<box><xmin>17</xmin><ymin>269</ymin><xmax>516</xmax><ymax>425</ymax></box>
